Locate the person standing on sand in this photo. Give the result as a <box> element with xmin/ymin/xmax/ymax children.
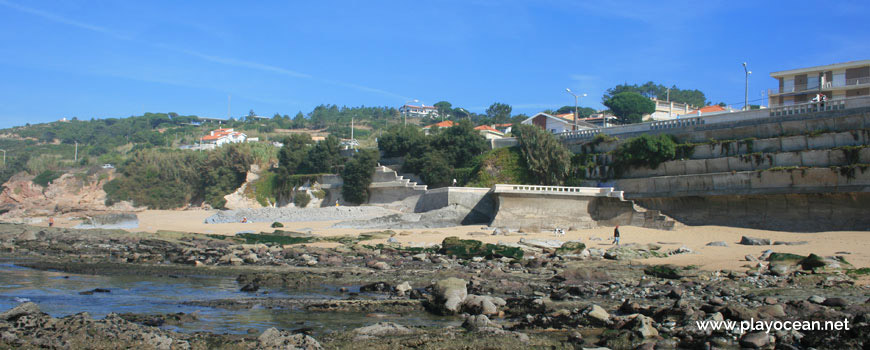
<box><xmin>48</xmin><ymin>217</ymin><xmax>54</xmax><ymax>227</ymax></box>
<box><xmin>613</xmin><ymin>225</ymin><xmax>620</xmax><ymax>245</ymax></box>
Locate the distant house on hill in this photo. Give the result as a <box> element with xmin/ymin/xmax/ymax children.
<box><xmin>400</xmin><ymin>104</ymin><xmax>439</xmax><ymax>120</ymax></box>
<box><xmin>422</xmin><ymin>120</ymin><xmax>455</xmax><ymax>135</ymax></box>
<box><xmin>521</xmin><ymin>113</ymin><xmax>596</xmax><ymax>134</ymax></box>
<box><xmin>682</xmin><ymin>104</ymin><xmax>736</xmax><ymax>117</ymax></box>
<box><xmin>474</xmin><ymin>125</ymin><xmax>505</xmax><ymax>140</ymax></box>
<box><xmin>201</xmin><ymin>128</ymin><xmax>247</xmax><ymax>146</ymax></box>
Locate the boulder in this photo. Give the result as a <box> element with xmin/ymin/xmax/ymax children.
<box><xmin>432</xmin><ymin>278</ymin><xmax>467</xmax><ymax>314</ymax></box>
<box><xmin>463</xmin><ymin>295</ymin><xmax>506</xmax><ymax>315</ymax></box>
<box><xmin>555</xmin><ymin>241</ymin><xmax>586</xmax><ymax>256</ymax></box>
<box><xmin>353</xmin><ymin>322</ymin><xmax>414</xmax><ymax>337</ymax></box>
<box><xmin>807</xmin><ymin>295</ymin><xmax>826</xmax><ymax>304</ymax></box>
<box><xmin>627</xmin><ymin>314</ymin><xmax>659</xmax><ymax>338</ymax></box>
<box><xmin>585</xmin><ymin>304</ymin><xmax>610</xmax><ymax>325</ymax></box>
<box><xmin>739</xmin><ymin>331</ymin><xmax>771</xmax><ymax>349</ymax></box>
<box><xmin>370</xmin><ymin>261</ymin><xmax>390</xmax><ymax>270</ymax></box>
<box><xmin>258</xmin><ymin>327</ymin><xmax>322</xmax><ymax>350</ymax></box>
<box><xmin>739</xmin><ymin>236</ymin><xmax>770</xmax><ymax>246</ymax></box>
<box><xmin>395</xmin><ymin>282</ymin><xmax>412</xmax><ymax>296</ymax></box>
<box><xmin>0</xmin><ymin>302</ymin><xmax>43</xmax><ymax>321</ymax></box>
<box><xmin>706</xmin><ymin>241</ymin><xmax>728</xmax><ymax>247</ymax></box>
<box><xmin>242</xmin><ymin>253</ymin><xmax>259</xmax><ymax>264</ymax></box>
<box><xmin>462</xmin><ymin>314</ymin><xmax>497</xmax><ymax>331</ymax></box>
<box><xmin>822</xmin><ymin>297</ymin><xmax>849</xmax><ymax>307</ymax></box>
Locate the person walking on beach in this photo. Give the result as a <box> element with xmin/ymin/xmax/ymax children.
<box><xmin>48</xmin><ymin>217</ymin><xmax>54</xmax><ymax>227</ymax></box>
<box><xmin>613</xmin><ymin>225</ymin><xmax>620</xmax><ymax>245</ymax></box>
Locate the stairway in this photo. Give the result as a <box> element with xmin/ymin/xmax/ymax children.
<box><xmin>370</xmin><ymin>166</ymin><xmax>428</xmax><ymax>192</ymax></box>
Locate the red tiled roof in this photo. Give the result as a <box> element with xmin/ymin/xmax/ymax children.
<box><xmin>404</xmin><ymin>105</ymin><xmax>437</xmax><ymax>109</ymax></box>
<box><xmin>474</xmin><ymin>125</ymin><xmax>502</xmax><ymax>133</ymax></box>
<box><xmin>697</xmin><ymin>105</ymin><xmax>726</xmax><ymax>113</ymax></box>
<box><xmin>202</xmin><ymin>134</ymin><xmax>223</xmax><ymax>141</ymax></box>
<box><xmin>423</xmin><ymin>120</ymin><xmax>455</xmax><ymax>129</ymax></box>
<box><xmin>494</xmin><ymin>123</ymin><xmax>513</xmax><ymax>127</ymax></box>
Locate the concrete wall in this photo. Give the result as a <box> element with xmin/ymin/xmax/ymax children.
<box><xmin>614</xmin><ymin>166</ymin><xmax>870</xmax><ymax>198</ymax></box>
<box><xmin>607</xmin><ymin>147</ymin><xmax>867</xmax><ymax>179</ymax></box>
<box><xmin>636</xmin><ymin>192</ymin><xmax>870</xmax><ymax>232</ymax></box>
<box><xmin>490</xmin><ymin>193</ymin><xmax>643</xmax><ymax>231</ymax></box>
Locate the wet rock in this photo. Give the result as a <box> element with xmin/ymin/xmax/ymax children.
<box><xmin>739</xmin><ymin>331</ymin><xmax>771</xmax><ymax>348</ymax></box>
<box><xmin>79</xmin><ymin>288</ymin><xmax>110</xmax><ymax>295</ymax></box>
<box><xmin>554</xmin><ymin>241</ymin><xmax>586</xmax><ymax>256</ymax></box>
<box><xmin>240</xmin><ymin>283</ymin><xmax>259</xmax><ymax>292</ymax></box>
<box><xmin>258</xmin><ymin>327</ymin><xmax>322</xmax><ymax>350</ymax></box>
<box><xmin>773</xmin><ymin>240</ymin><xmax>808</xmax><ymax>246</ymax></box>
<box><xmin>706</xmin><ymin>241</ymin><xmax>728</xmax><ymax>247</ymax></box>
<box><xmin>769</xmin><ymin>264</ymin><xmax>791</xmax><ymax>276</ymax></box>
<box><xmin>395</xmin><ymin>281</ymin><xmax>412</xmax><ymax>296</ymax></box>
<box><xmin>808</xmin><ymin>295</ymin><xmax>826</xmax><ymax>304</ymax></box>
<box><xmin>463</xmin><ymin>295</ymin><xmax>506</xmax><ymax>315</ymax></box>
<box><xmin>758</xmin><ymin>304</ymin><xmax>786</xmax><ymax>318</ymax></box>
<box><xmin>740</xmin><ymin>236</ymin><xmax>770</xmax><ymax>246</ymax></box>
<box><xmin>367</xmin><ymin>261</ymin><xmax>390</xmax><ymax>270</ymax></box>
<box><xmin>353</xmin><ymin>322</ymin><xmax>414</xmax><ymax>337</ymax></box>
<box><xmin>585</xmin><ymin>304</ymin><xmax>610</xmax><ymax>325</ymax></box>
<box><xmin>431</xmin><ymin>278</ymin><xmax>467</xmax><ymax>315</ymax></box>
<box><xmin>0</xmin><ymin>302</ymin><xmax>43</xmax><ymax>321</ymax></box>
<box><xmin>800</xmin><ymin>254</ymin><xmax>842</xmax><ymax>270</ymax></box>
<box><xmin>242</xmin><ymin>253</ymin><xmax>259</xmax><ymax>264</ymax></box>
<box><xmin>462</xmin><ymin>314</ymin><xmax>497</xmax><ymax>331</ymax></box>
<box><xmin>627</xmin><ymin>314</ymin><xmax>659</xmax><ymax>338</ymax></box>
<box><xmin>822</xmin><ymin>297</ymin><xmax>849</xmax><ymax>307</ymax></box>
<box><xmin>360</xmin><ymin>282</ymin><xmax>393</xmax><ymax>293</ymax></box>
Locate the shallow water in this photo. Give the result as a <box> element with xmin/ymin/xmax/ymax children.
<box><xmin>0</xmin><ymin>263</ymin><xmax>456</xmax><ymax>335</ymax></box>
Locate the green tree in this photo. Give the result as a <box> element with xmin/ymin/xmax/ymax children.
<box><xmin>485</xmin><ymin>102</ymin><xmax>512</xmax><ymax>124</ymax></box>
<box><xmin>419</xmin><ymin>151</ymin><xmax>453</xmax><ymax>188</ymax></box>
<box><xmin>377</xmin><ymin>124</ymin><xmax>426</xmax><ymax>158</ymax></box>
<box><xmin>429</xmin><ymin>119</ymin><xmax>488</xmax><ymax>169</ymax></box>
<box><xmin>554</xmin><ymin>106</ymin><xmax>596</xmax><ymax>118</ymax></box>
<box><xmin>604</xmin><ymin>92</ymin><xmax>655</xmax><ymax>124</ymax></box>
<box><xmin>434</xmin><ymin>101</ymin><xmax>452</xmax><ymax>119</ymax></box>
<box><xmin>277</xmin><ymin>133</ymin><xmax>313</xmax><ymax>174</ymax></box>
<box><xmin>292</xmin><ymin>111</ymin><xmax>307</xmax><ymax>129</ymax></box>
<box><xmin>341</xmin><ymin>149</ymin><xmax>379</xmax><ymax>204</ymax></box>
<box><xmin>298</xmin><ymin>135</ymin><xmax>342</xmax><ymax>174</ymax></box>
<box><xmin>602</xmin><ymin>81</ymin><xmax>708</xmax><ymax>107</ymax></box>
<box><xmin>512</xmin><ymin>124</ymin><xmax>571</xmax><ymax>185</ymax></box>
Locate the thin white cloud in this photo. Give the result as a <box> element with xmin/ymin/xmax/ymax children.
<box><xmin>2</xmin><ymin>0</ymin><xmax>408</xmax><ymax>101</ymax></box>
<box><xmin>0</xmin><ymin>0</ymin><xmax>132</xmax><ymax>40</ymax></box>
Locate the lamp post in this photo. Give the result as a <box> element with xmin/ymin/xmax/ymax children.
<box><xmin>402</xmin><ymin>99</ymin><xmax>419</xmax><ymax>126</ymax></box>
<box><xmin>565</xmin><ymin>88</ymin><xmax>586</xmax><ymax>131</ymax></box>
<box><xmin>743</xmin><ymin>62</ymin><xmax>752</xmax><ymax>111</ymax></box>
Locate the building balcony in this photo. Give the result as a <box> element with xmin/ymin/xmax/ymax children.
<box><xmin>769</xmin><ymin>77</ymin><xmax>870</xmax><ymax>96</ymax></box>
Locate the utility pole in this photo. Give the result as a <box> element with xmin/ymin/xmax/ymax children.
<box><xmin>351</xmin><ymin>117</ymin><xmax>354</xmax><ymax>141</ymax></box>
<box><xmin>743</xmin><ymin>62</ymin><xmax>752</xmax><ymax>111</ymax></box>
<box><xmin>667</xmin><ymin>87</ymin><xmax>672</xmax><ymax>119</ymax></box>
<box><xmin>565</xmin><ymin>89</ymin><xmax>586</xmax><ymax>131</ymax></box>
<box><xmin>74</xmin><ymin>141</ymin><xmax>78</xmax><ymax>162</ymax></box>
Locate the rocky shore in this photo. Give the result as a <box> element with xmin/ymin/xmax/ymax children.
<box><xmin>0</xmin><ymin>223</ymin><xmax>868</xmax><ymax>349</ymax></box>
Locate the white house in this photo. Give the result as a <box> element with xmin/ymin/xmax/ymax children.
<box><xmin>400</xmin><ymin>104</ymin><xmax>439</xmax><ymax>119</ymax></box>
<box><xmin>201</xmin><ymin>128</ymin><xmax>247</xmax><ymax>146</ymax></box>
<box><xmin>474</xmin><ymin>125</ymin><xmax>505</xmax><ymax>140</ymax></box>
<box><xmin>521</xmin><ymin>113</ymin><xmax>596</xmax><ymax>134</ymax></box>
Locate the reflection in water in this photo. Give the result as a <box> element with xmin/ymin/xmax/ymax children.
<box><xmin>0</xmin><ymin>263</ymin><xmax>456</xmax><ymax>335</ymax></box>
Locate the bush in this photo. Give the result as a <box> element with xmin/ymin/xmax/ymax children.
<box><xmin>513</xmin><ymin>124</ymin><xmax>571</xmax><ymax>185</ymax></box>
<box><xmin>466</xmin><ymin>147</ymin><xmax>534</xmax><ymax>188</ymax></box>
<box><xmin>33</xmin><ymin>170</ymin><xmax>61</xmax><ymax>187</ymax></box>
<box><xmin>613</xmin><ymin>134</ymin><xmax>677</xmax><ymax>172</ymax></box>
<box><xmin>293</xmin><ymin>191</ymin><xmax>311</xmax><ymax>208</ymax></box>
<box><xmin>341</xmin><ymin>149</ymin><xmax>379</xmax><ymax>204</ymax></box>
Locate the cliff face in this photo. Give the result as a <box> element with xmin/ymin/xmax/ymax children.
<box><xmin>0</xmin><ymin>169</ymin><xmax>137</xmax><ymax>218</ymax></box>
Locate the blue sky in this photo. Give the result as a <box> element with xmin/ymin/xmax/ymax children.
<box><xmin>0</xmin><ymin>0</ymin><xmax>868</xmax><ymax>128</ymax></box>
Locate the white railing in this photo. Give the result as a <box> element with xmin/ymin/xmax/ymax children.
<box><xmin>847</xmin><ymin>77</ymin><xmax>870</xmax><ymax>86</ymax></box>
<box><xmin>492</xmin><ymin>184</ymin><xmax>613</xmax><ymax>196</ymax></box>
<box><xmin>556</xmin><ymin>95</ymin><xmax>870</xmax><ymax>142</ymax></box>
<box><xmin>767</xmin><ymin>99</ymin><xmax>847</xmax><ymax>117</ymax></box>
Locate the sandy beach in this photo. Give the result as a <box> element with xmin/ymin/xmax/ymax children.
<box><xmin>43</xmin><ymin>209</ymin><xmax>862</xmax><ymax>272</ymax></box>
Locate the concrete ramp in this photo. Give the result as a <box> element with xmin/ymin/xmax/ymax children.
<box><xmin>489</xmin><ymin>184</ymin><xmax>675</xmax><ymax>231</ymax></box>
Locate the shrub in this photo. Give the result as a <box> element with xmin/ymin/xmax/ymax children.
<box><xmin>293</xmin><ymin>191</ymin><xmax>311</xmax><ymax>208</ymax></box>
<box><xmin>341</xmin><ymin>149</ymin><xmax>379</xmax><ymax>204</ymax></box>
<box><xmin>33</xmin><ymin>170</ymin><xmax>61</xmax><ymax>187</ymax></box>
<box><xmin>513</xmin><ymin>124</ymin><xmax>571</xmax><ymax>185</ymax></box>
<box><xmin>613</xmin><ymin>134</ymin><xmax>677</xmax><ymax>171</ymax></box>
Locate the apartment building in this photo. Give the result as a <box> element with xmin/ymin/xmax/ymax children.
<box><xmin>645</xmin><ymin>98</ymin><xmax>697</xmax><ymax>121</ymax></box>
<box><xmin>769</xmin><ymin>60</ymin><xmax>870</xmax><ymax>107</ymax></box>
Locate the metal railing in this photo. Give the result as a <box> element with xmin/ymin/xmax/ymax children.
<box><xmin>767</xmin><ymin>99</ymin><xmax>847</xmax><ymax>117</ymax></box>
<box><xmin>650</xmin><ymin>117</ymin><xmax>705</xmax><ymax>130</ymax></box>
<box><xmin>493</xmin><ymin>184</ymin><xmax>614</xmax><ymax>196</ymax></box>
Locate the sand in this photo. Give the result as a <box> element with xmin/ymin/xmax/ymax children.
<box><xmin>47</xmin><ymin>209</ymin><xmax>870</xmax><ymax>272</ymax></box>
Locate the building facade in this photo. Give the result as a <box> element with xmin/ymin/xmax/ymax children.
<box><xmin>645</xmin><ymin>98</ymin><xmax>697</xmax><ymax>121</ymax></box>
<box><xmin>769</xmin><ymin>60</ymin><xmax>870</xmax><ymax>107</ymax></box>
<box><xmin>400</xmin><ymin>104</ymin><xmax>439</xmax><ymax>119</ymax></box>
<box><xmin>522</xmin><ymin>113</ymin><xmax>596</xmax><ymax>134</ymax></box>
<box><xmin>201</xmin><ymin>128</ymin><xmax>247</xmax><ymax>146</ymax></box>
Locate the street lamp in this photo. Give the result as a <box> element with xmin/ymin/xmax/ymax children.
<box><xmin>743</xmin><ymin>62</ymin><xmax>752</xmax><ymax>111</ymax></box>
<box><xmin>565</xmin><ymin>88</ymin><xmax>586</xmax><ymax>131</ymax></box>
<box><xmin>402</xmin><ymin>99</ymin><xmax>419</xmax><ymax>125</ymax></box>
